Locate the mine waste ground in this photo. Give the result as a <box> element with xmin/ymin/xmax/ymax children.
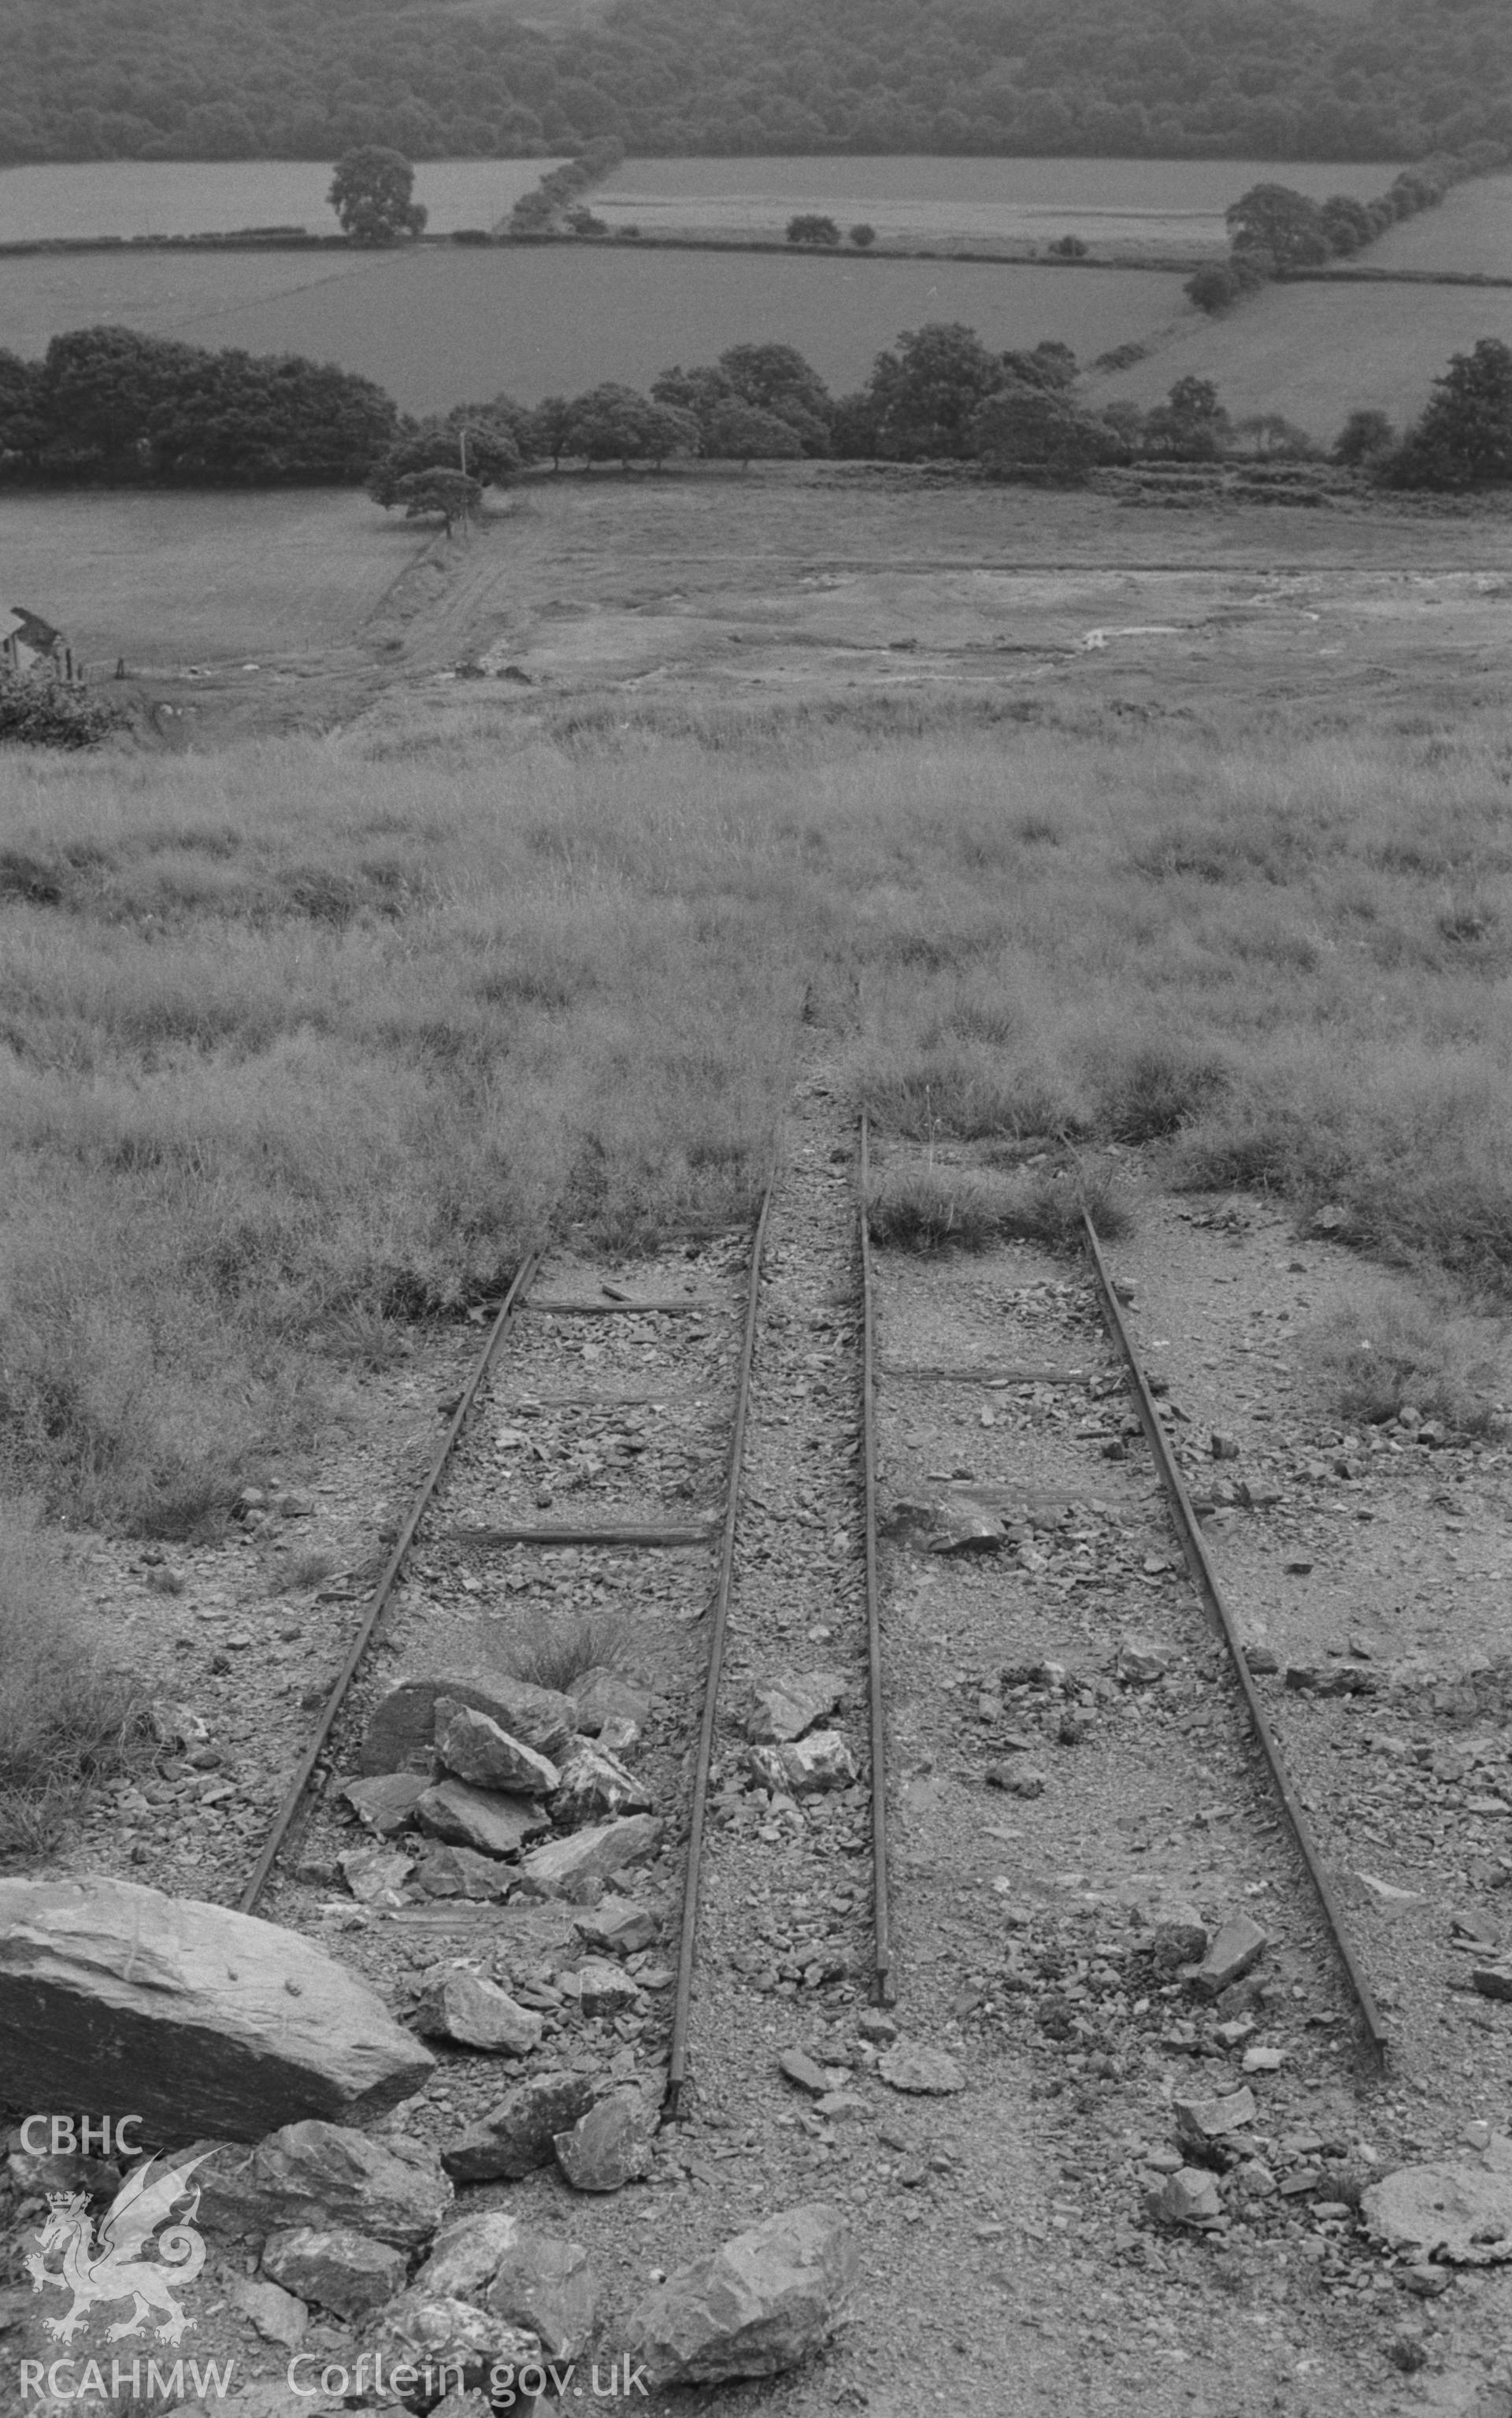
<box><xmin>6</xmin><ymin>464</ymin><xmax>1512</xmax><ymax>2418</ymax></box>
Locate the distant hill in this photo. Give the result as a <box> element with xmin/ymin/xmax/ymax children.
<box><xmin>2</xmin><ymin>0</ymin><xmax>1510</xmax><ymax>169</ymax></box>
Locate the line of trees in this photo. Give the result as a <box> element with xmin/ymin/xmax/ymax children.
<box><xmin>0</xmin><ymin>327</ymin><xmax>397</xmax><ymax>484</ymax></box>
<box><xmin>1186</xmin><ymin>158</ymin><xmax>1485</xmax><ymax>317</ymax></box>
<box><xmin>6</xmin><ymin>321</ymin><xmax>1512</xmax><ymax>500</ymax></box>
<box><xmin>3</xmin><ymin>0</ymin><xmax>1511</xmax><ymax>169</ymax></box>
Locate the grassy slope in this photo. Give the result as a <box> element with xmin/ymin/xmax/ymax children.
<box><xmin>6</xmin><ymin>697</ymin><xmax>1512</xmax><ymax>1535</ymax></box>
<box><xmin>1090</xmin><ymin>275</ymin><xmax>1512</xmax><ymax>446</ymax></box>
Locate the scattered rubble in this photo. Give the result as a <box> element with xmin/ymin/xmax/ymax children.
<box><xmin>261</xmin><ymin>2225</ymin><xmax>406</xmax><ymax>2320</ymax></box>
<box><xmin>413</xmin><ymin>1967</ymin><xmax>544</xmax><ymax>2055</ymax></box>
<box><xmin>193</xmin><ymin>2120</ymin><xmax>451</xmax><ymax>2248</ymax></box>
<box><xmin>361</xmin><ymin>1674</ymin><xmax>575</xmax><ymax>1776</ymax></box>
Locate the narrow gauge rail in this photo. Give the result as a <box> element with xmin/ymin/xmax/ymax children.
<box><xmin>238</xmin><ymin>1159</ymin><xmax>899</xmax><ymax>2119</ymax></box>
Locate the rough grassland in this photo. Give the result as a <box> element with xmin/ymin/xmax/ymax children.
<box><xmin>6</xmin><ymin>703</ymin><xmax>1512</xmax><ymax>1537</ymax></box>
<box><xmin>0</xmin><ymin>491</ymin><xmax>423</xmax><ymax>665</ymax></box>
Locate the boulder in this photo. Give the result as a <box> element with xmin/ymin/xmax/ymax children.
<box><xmin>553</xmin><ymin>2090</ymin><xmax>656</xmax><ymax>2194</ymax></box>
<box><xmin>413</xmin><ymin>1968</ymin><xmax>543</xmax><ymax>2056</ymax></box>
<box><xmin>441</xmin><ymin>2071</ymin><xmax>596</xmax><ymax>2183</ymax></box>
<box><xmin>1145</xmin><ymin>2167</ymin><xmax>1225</xmax><ymax>2227</ymax></box>
<box><xmin>877</xmin><ymin>2042</ymin><xmax>965</xmax><ymax>2096</ymax></box>
<box><xmin>486</xmin><ymin>2231</ymin><xmax>598</xmax><ymax>2360</ymax></box>
<box><xmin>415</xmin><ymin>1780</ymin><xmax>549</xmax><ymax>1860</ymax></box>
<box><xmin>573</xmin><ymin>1895</ymin><xmax>659</xmax><ymax>1956</ymax></box>
<box><xmin>339</xmin><ymin>1844</ymin><xmax>414</xmax><ymax>1906</ymax></box>
<box><xmin>518</xmin><ymin>1816</ymin><xmax>662</xmax><ymax>1899</ymax></box>
<box><xmin>435</xmin><ymin>1704</ymin><xmax>560</xmax><ymax>1797</ymax></box>
<box><xmin>624</xmin><ymin>2201</ymin><xmax>856</xmax><ymax>2386</ymax></box>
<box><xmin>195</xmin><ymin>2120</ymin><xmax>450</xmax><ymax>2249</ymax></box>
<box><xmin>361</xmin><ymin>2290</ymin><xmax>539</xmax><ymax>2401</ymax></box>
<box><xmin>226</xmin><ymin>2272</ymin><xmax>307</xmax><ymax>2349</ymax></box>
<box><xmin>1175</xmin><ymin>2087</ymin><xmax>1257</xmax><ymax>2146</ymax></box>
<box><xmin>1191</xmin><ymin>1915</ymin><xmax>1268</xmax><ymax>1997</ymax></box>
<box><xmin>551</xmin><ymin>1738</ymin><xmax>651</xmax><ymax>1829</ymax></box>
<box><xmin>747</xmin><ymin>1733</ymin><xmax>857</xmax><ymax>1796</ymax></box>
<box><xmin>411</xmin><ymin>1845</ymin><xmax>513</xmax><ymax>1902</ymax></box>
<box><xmin>261</xmin><ymin>2225</ymin><xmax>406</xmax><ymax>2320</ymax></box>
<box><xmin>360</xmin><ymin>1674</ymin><xmax>576</xmax><ymax>1777</ymax></box>
<box><xmin>342</xmin><ymin>1773</ymin><xmax>429</xmax><ymax>1837</ymax></box>
<box><xmin>414</xmin><ymin>2210</ymin><xmax>521</xmax><ymax>2302</ymax></box>
<box><xmin>569</xmin><ymin>1668</ymin><xmax>654</xmax><ymax>1737</ymax></box>
<box><xmin>744</xmin><ymin>1672</ymin><xmax>846</xmax><ymax>1745</ymax></box>
<box><xmin>1362</xmin><ymin>2138</ymin><xmax>1512</xmax><ymax>2264</ymax></box>
<box><xmin>0</xmin><ymin>1876</ymin><xmax>433</xmax><ymax>2141</ymax></box>
<box><xmin>575</xmin><ymin>1958</ymin><xmax>639</xmax><ymax>2018</ymax></box>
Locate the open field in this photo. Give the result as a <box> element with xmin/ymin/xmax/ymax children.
<box><xmin>597</xmin><ymin>153</ymin><xmax>1404</xmax><ymax>254</ymax></box>
<box><xmin>6</xmin><ymin>473</ymin><xmax>1512</xmax><ymax>1540</ymax></box>
<box><xmin>0</xmin><ymin>246</ymin><xmax>1194</xmax><ymax>410</ymax></box>
<box><xmin>1367</xmin><ymin>172</ymin><xmax>1512</xmax><ymax>277</ymax></box>
<box><xmin>0</xmin><ymin>158</ymin><xmax>563</xmax><ymax>243</ymax></box>
<box><xmin>0</xmin><ymin>490</ymin><xmax>424</xmax><ymax>666</ymax></box>
<box><xmin>1091</xmin><ymin>275</ymin><xmax>1512</xmax><ymax>444</ymax></box>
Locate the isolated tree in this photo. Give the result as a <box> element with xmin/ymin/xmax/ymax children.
<box><xmin>1048</xmin><ymin>233</ymin><xmax>1088</xmax><ymax>258</ymax></box>
<box><xmin>1389</xmin><ymin>339</ymin><xmax>1512</xmax><ymax>488</ymax></box>
<box><xmin>1225</xmin><ymin>184</ymin><xmax>1329</xmax><ymax>273</ymax></box>
<box><xmin>393</xmin><ymin>468</ymin><xmax>480</xmax><ymax>534</ymax></box>
<box><xmin>849</xmin><ymin>223</ymin><xmax>876</xmax><ymax>249</ymax></box>
<box><xmin>786</xmin><ymin>213</ymin><xmax>841</xmax><ymax>247</ymax></box>
<box><xmin>703</xmin><ymin>400</ymin><xmax>805</xmax><ymax>468</ymax></box>
<box><xmin>1331</xmin><ymin>407</ymin><xmax>1395</xmax><ymax>468</ymax></box>
<box><xmin>867</xmin><ymin>322</ymin><xmax>1007</xmax><ymax>460</ymax></box>
<box><xmin>328</xmin><ymin>148</ymin><xmax>427</xmax><ymax>243</ymax></box>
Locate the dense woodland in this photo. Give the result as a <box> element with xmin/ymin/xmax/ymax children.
<box><xmin>1</xmin><ymin>0</ymin><xmax>1510</xmax><ymax>169</ymax></box>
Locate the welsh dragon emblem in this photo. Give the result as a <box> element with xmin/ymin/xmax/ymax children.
<box><xmin>26</xmin><ymin>2153</ymin><xmax>210</xmax><ymax>2345</ymax></box>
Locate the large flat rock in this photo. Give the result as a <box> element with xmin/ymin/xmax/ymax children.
<box><xmin>0</xmin><ymin>1876</ymin><xmax>432</xmax><ymax>2141</ymax></box>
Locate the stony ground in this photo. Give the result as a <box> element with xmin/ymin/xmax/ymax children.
<box><xmin>6</xmin><ymin>1075</ymin><xmax>1512</xmax><ymax>2418</ymax></box>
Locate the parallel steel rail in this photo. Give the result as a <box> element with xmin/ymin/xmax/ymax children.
<box><xmin>240</xmin><ymin>1248</ymin><xmax>543</xmax><ymax>1915</ymax></box>
<box><xmin>858</xmin><ymin>1114</ymin><xmax>895</xmax><ymax>2004</ymax></box>
<box><xmin>1081</xmin><ymin>1211</ymin><xmax>1388</xmax><ymax>2068</ymax></box>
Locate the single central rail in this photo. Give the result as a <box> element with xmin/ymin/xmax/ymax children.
<box><xmin>665</xmin><ymin>1173</ymin><xmax>777</xmax><ymax>2119</ymax></box>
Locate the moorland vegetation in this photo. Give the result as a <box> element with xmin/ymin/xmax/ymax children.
<box><xmin>2</xmin><ymin>0</ymin><xmax>1510</xmax><ymax>166</ymax></box>
<box><xmin>4</xmin><ymin>704</ymin><xmax>1512</xmax><ymax>1556</ymax></box>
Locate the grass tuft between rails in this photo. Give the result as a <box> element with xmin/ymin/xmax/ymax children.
<box><xmin>865</xmin><ymin>1159</ymin><xmax>1131</xmax><ymax>1255</ymax></box>
<box><xmin>494</xmin><ymin>1609</ymin><xmax>636</xmax><ymax>1695</ymax></box>
<box><xmin>6</xmin><ymin>709</ymin><xmax>1512</xmax><ymax>1529</ymax></box>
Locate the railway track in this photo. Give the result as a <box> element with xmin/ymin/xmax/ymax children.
<box><xmin>217</xmin><ymin>1096</ymin><xmax>1426</xmax><ymax>2411</ymax></box>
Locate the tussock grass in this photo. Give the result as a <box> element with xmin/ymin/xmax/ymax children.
<box><xmin>1305</xmin><ymin>1281</ymin><xmax>1504</xmax><ymax>1435</ymax></box>
<box><xmin>495</xmin><ymin>1609</ymin><xmax>633</xmax><ymax>1695</ymax></box>
<box><xmin>865</xmin><ymin>1158</ymin><xmax>1131</xmax><ymax>1254</ymax></box>
<box><xmin>0</xmin><ymin>1509</ymin><xmax>154</xmax><ymax>1852</ymax></box>
<box><xmin>7</xmin><ymin>705</ymin><xmax>1512</xmax><ymax>1531</ymax></box>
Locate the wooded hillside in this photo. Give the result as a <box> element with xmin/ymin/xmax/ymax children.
<box><xmin>2</xmin><ymin>0</ymin><xmax>1509</xmax><ymax>169</ymax></box>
